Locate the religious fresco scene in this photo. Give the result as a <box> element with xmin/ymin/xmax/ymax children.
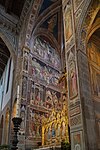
<box><xmin>0</xmin><ymin>0</ymin><xmax>100</xmax><ymax>150</ymax></box>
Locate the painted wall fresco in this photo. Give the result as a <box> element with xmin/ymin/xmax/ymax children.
<box><xmin>90</xmin><ymin>67</ymin><xmax>100</xmax><ymax>97</ymax></box>
<box><xmin>64</xmin><ymin>0</ymin><xmax>73</xmax><ymax>41</ymax></box>
<box><xmin>29</xmin><ymin>110</ymin><xmax>43</xmax><ymax>138</ymax></box>
<box><xmin>30</xmin><ymin>82</ymin><xmax>62</xmax><ymax>110</ymax></box>
<box><xmin>33</xmin><ymin>38</ymin><xmax>61</xmax><ymax>69</ymax></box>
<box><xmin>72</xmin><ymin>131</ymin><xmax>83</xmax><ymax>150</ymax></box>
<box><xmin>20</xmin><ymin>36</ymin><xmax>69</xmax><ymax>146</ymax></box>
<box><xmin>67</xmin><ymin>46</ymin><xmax>78</xmax><ymax>99</ymax></box>
<box><xmin>21</xmin><ymin>37</ymin><xmax>69</xmax><ymax>142</ymax></box>
<box><xmin>88</xmin><ymin>42</ymin><xmax>100</xmax><ymax>66</ymax></box>
<box><xmin>88</xmin><ymin>42</ymin><xmax>100</xmax><ymax>97</ymax></box>
<box><xmin>40</xmin><ymin>13</ymin><xmax>58</xmax><ymax>40</ymax></box>
<box><xmin>20</xmin><ymin>105</ymin><xmax>26</xmax><ymax>134</ymax></box>
<box><xmin>31</xmin><ymin>56</ymin><xmax>60</xmax><ymax>86</ymax></box>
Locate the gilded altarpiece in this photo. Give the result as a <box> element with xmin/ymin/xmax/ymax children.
<box><xmin>42</xmin><ymin>107</ymin><xmax>69</xmax><ymax>147</ymax></box>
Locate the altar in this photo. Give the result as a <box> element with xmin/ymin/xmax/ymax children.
<box><xmin>42</xmin><ymin>103</ymin><xmax>69</xmax><ymax>147</ymax></box>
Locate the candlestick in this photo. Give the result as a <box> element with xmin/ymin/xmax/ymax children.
<box><xmin>11</xmin><ymin>117</ymin><xmax>22</xmax><ymax>150</ymax></box>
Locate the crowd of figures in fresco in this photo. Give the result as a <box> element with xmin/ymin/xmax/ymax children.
<box><xmin>33</xmin><ymin>38</ymin><xmax>61</xmax><ymax>69</ymax></box>
<box><xmin>20</xmin><ymin>37</ymin><xmax>68</xmax><ymax>141</ymax></box>
<box><xmin>30</xmin><ymin>82</ymin><xmax>62</xmax><ymax>109</ymax></box>
<box><xmin>31</xmin><ymin>57</ymin><xmax>60</xmax><ymax>86</ymax></box>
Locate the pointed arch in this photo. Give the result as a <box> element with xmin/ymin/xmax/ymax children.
<box><xmin>32</xmin><ymin>27</ymin><xmax>60</xmax><ymax>53</ymax></box>
<box><xmin>76</xmin><ymin>0</ymin><xmax>100</xmax><ymax>50</ymax></box>
<box><xmin>0</xmin><ymin>31</ymin><xmax>16</xmax><ymax>65</ymax></box>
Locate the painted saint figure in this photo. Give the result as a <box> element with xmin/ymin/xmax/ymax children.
<box><xmin>64</xmin><ymin>1</ymin><xmax>73</xmax><ymax>41</ymax></box>
<box><xmin>68</xmin><ymin>50</ymin><xmax>77</xmax><ymax>99</ymax></box>
<box><xmin>23</xmin><ymin>52</ymin><xmax>28</xmax><ymax>71</ymax></box>
<box><xmin>52</xmin><ymin>123</ymin><xmax>55</xmax><ymax>137</ymax></box>
<box><xmin>70</xmin><ymin>68</ymin><xmax>77</xmax><ymax>98</ymax></box>
<box><xmin>22</xmin><ymin>76</ymin><xmax>27</xmax><ymax>98</ymax></box>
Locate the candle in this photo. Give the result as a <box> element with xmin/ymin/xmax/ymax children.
<box><xmin>16</xmin><ymin>85</ymin><xmax>20</xmax><ymax>117</ymax></box>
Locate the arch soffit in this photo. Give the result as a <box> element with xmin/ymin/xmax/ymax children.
<box><xmin>0</xmin><ymin>31</ymin><xmax>16</xmax><ymax>66</ymax></box>
<box><xmin>32</xmin><ymin>1</ymin><xmax>61</xmax><ymax>34</ymax></box>
<box><xmin>76</xmin><ymin>0</ymin><xmax>99</xmax><ymax>49</ymax></box>
<box><xmin>86</xmin><ymin>10</ymin><xmax>100</xmax><ymax>43</ymax></box>
<box><xmin>86</xmin><ymin>21</ymin><xmax>100</xmax><ymax>43</ymax></box>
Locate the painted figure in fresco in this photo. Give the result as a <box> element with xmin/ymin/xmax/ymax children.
<box><xmin>64</xmin><ymin>1</ymin><xmax>73</xmax><ymax>41</ymax></box>
<box><xmin>43</xmin><ymin>66</ymin><xmax>48</xmax><ymax>82</ymax></box>
<box><xmin>35</xmin><ymin>87</ymin><xmax>40</xmax><ymax>105</ymax></box>
<box><xmin>62</xmin><ymin>122</ymin><xmax>66</xmax><ymax>137</ymax></box>
<box><xmin>74</xmin><ymin>133</ymin><xmax>81</xmax><ymax>150</ymax></box>
<box><xmin>54</xmin><ymin>54</ymin><xmax>60</xmax><ymax>68</ymax></box>
<box><xmin>48</xmin><ymin>127</ymin><xmax>51</xmax><ymax>139</ymax></box>
<box><xmin>36</xmin><ymin>125</ymin><xmax>40</xmax><ymax>137</ymax></box>
<box><xmin>68</xmin><ymin>50</ymin><xmax>77</xmax><ymax>98</ymax></box>
<box><xmin>36</xmin><ymin>39</ymin><xmax>43</xmax><ymax>57</ymax></box>
<box><xmin>47</xmin><ymin>47</ymin><xmax>51</xmax><ymax>62</ymax></box>
<box><xmin>48</xmin><ymin>15</ymin><xmax>57</xmax><ymax>32</ymax></box>
<box><xmin>20</xmin><ymin>106</ymin><xmax>25</xmax><ymax>132</ymax></box>
<box><xmin>45</xmin><ymin>90</ymin><xmax>53</xmax><ymax>109</ymax></box>
<box><xmin>31</xmin><ymin>82</ymin><xmax>35</xmax><ymax>103</ymax></box>
<box><xmin>44</xmin><ymin>49</ymin><xmax>48</xmax><ymax>61</ymax></box>
<box><xmin>23</xmin><ymin>52</ymin><xmax>28</xmax><ymax>71</ymax></box>
<box><xmin>57</xmin><ymin>124</ymin><xmax>61</xmax><ymax>136</ymax></box>
<box><xmin>30</xmin><ymin>122</ymin><xmax>35</xmax><ymax>136</ymax></box>
<box><xmin>32</xmin><ymin>58</ymin><xmax>41</xmax><ymax>78</ymax></box>
<box><xmin>52</xmin><ymin>123</ymin><xmax>55</xmax><ymax>137</ymax></box>
<box><xmin>75</xmin><ymin>144</ymin><xmax>81</xmax><ymax>150</ymax></box>
<box><xmin>30</xmin><ymin>114</ymin><xmax>36</xmax><ymax>137</ymax></box>
<box><xmin>34</xmin><ymin>38</ymin><xmax>40</xmax><ymax>55</ymax></box>
<box><xmin>22</xmin><ymin>76</ymin><xmax>27</xmax><ymax>98</ymax></box>
<box><xmin>52</xmin><ymin>91</ymin><xmax>58</xmax><ymax>104</ymax></box>
<box><xmin>70</xmin><ymin>67</ymin><xmax>77</xmax><ymax>97</ymax></box>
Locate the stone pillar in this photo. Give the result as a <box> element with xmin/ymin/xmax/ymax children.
<box><xmin>18</xmin><ymin>46</ymin><xmax>30</xmax><ymax>150</ymax></box>
<box><xmin>77</xmin><ymin>49</ymin><xmax>97</xmax><ymax>150</ymax></box>
<box><xmin>62</xmin><ymin>0</ymin><xmax>97</xmax><ymax>149</ymax></box>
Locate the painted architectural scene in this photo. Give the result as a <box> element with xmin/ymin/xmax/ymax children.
<box><xmin>0</xmin><ymin>0</ymin><xmax>100</xmax><ymax>150</ymax></box>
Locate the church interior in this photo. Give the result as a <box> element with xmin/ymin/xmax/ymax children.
<box><xmin>0</xmin><ymin>0</ymin><xmax>100</xmax><ymax>150</ymax></box>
